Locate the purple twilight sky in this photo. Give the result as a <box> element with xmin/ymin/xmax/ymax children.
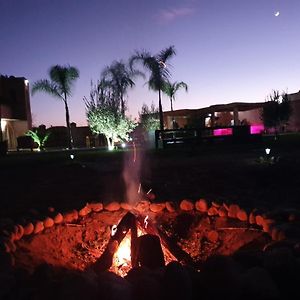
<box><xmin>1</xmin><ymin>0</ymin><xmax>300</xmax><ymax>127</ymax></box>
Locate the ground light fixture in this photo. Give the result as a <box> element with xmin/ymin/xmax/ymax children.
<box><xmin>265</xmin><ymin>148</ymin><xmax>271</xmax><ymax>155</ymax></box>
<box><xmin>70</xmin><ymin>154</ymin><xmax>74</xmax><ymax>160</ymax></box>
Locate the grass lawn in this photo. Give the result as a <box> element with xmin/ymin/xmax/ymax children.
<box><xmin>0</xmin><ymin>133</ymin><xmax>299</xmax><ymax>221</ymax></box>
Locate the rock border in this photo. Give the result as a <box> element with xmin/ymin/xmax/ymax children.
<box><xmin>1</xmin><ymin>198</ymin><xmax>300</xmax><ymax>267</ymax></box>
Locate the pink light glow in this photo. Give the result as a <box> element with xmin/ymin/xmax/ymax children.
<box><xmin>213</xmin><ymin>128</ymin><xmax>233</xmax><ymax>136</ymax></box>
<box><xmin>250</xmin><ymin>124</ymin><xmax>264</xmax><ymax>134</ymax></box>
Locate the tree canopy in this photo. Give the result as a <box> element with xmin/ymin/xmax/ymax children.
<box><xmin>261</xmin><ymin>90</ymin><xmax>292</xmax><ymax>131</ymax></box>
<box><xmin>162</xmin><ymin>80</ymin><xmax>188</xmax><ymax>111</ymax></box>
<box><xmin>85</xmin><ymin>79</ymin><xmax>136</xmax><ymax>150</ymax></box>
<box><xmin>139</xmin><ymin>102</ymin><xmax>160</xmax><ymax>131</ymax></box>
<box><xmin>101</xmin><ymin>60</ymin><xmax>143</xmax><ymax>116</ymax></box>
<box><xmin>130</xmin><ymin>46</ymin><xmax>176</xmax><ymax>130</ymax></box>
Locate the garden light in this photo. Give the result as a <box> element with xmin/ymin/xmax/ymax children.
<box><xmin>265</xmin><ymin>148</ymin><xmax>271</xmax><ymax>155</ymax></box>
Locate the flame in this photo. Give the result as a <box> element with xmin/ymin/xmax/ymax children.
<box><xmin>110</xmin><ymin>226</ymin><xmax>177</xmax><ymax>277</ymax></box>
<box><xmin>144</xmin><ymin>215</ymin><xmax>149</xmax><ymax>229</ymax></box>
<box><xmin>114</xmin><ymin>233</ymin><xmax>131</xmax><ymax>267</ymax></box>
<box><xmin>110</xmin><ymin>228</ymin><xmax>142</xmax><ymax>277</ymax></box>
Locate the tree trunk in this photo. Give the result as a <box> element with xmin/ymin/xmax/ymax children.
<box><xmin>158</xmin><ymin>89</ymin><xmax>164</xmax><ymax>131</ymax></box>
<box><xmin>63</xmin><ymin>97</ymin><xmax>73</xmax><ymax>149</ymax></box>
<box><xmin>106</xmin><ymin>136</ymin><xmax>114</xmax><ymax>150</ymax></box>
<box><xmin>170</xmin><ymin>96</ymin><xmax>173</xmax><ymax>112</ymax></box>
<box><xmin>121</xmin><ymin>94</ymin><xmax>125</xmax><ymax>117</ymax></box>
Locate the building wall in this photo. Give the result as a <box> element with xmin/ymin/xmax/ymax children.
<box><xmin>165</xmin><ymin>115</ymin><xmax>189</xmax><ymax>129</ymax></box>
<box><xmin>288</xmin><ymin>92</ymin><xmax>300</xmax><ymax>131</ymax></box>
<box><xmin>2</xmin><ymin>120</ymin><xmax>29</xmax><ymax>149</ymax></box>
<box><xmin>0</xmin><ymin>76</ymin><xmax>32</xmax><ymax>149</ymax></box>
<box><xmin>238</xmin><ymin>108</ymin><xmax>262</xmax><ymax>125</ymax></box>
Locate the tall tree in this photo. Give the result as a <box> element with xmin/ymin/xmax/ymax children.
<box><xmin>101</xmin><ymin>60</ymin><xmax>144</xmax><ymax>116</ymax></box>
<box><xmin>32</xmin><ymin>65</ymin><xmax>79</xmax><ymax>149</ymax></box>
<box><xmin>261</xmin><ymin>90</ymin><xmax>292</xmax><ymax>132</ymax></box>
<box><xmin>84</xmin><ymin>80</ymin><xmax>136</xmax><ymax>150</ymax></box>
<box><xmin>139</xmin><ymin>102</ymin><xmax>160</xmax><ymax>131</ymax></box>
<box><xmin>130</xmin><ymin>46</ymin><xmax>176</xmax><ymax>130</ymax></box>
<box><xmin>162</xmin><ymin>80</ymin><xmax>188</xmax><ymax>111</ymax></box>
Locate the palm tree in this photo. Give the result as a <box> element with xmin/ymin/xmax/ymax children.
<box><xmin>32</xmin><ymin>65</ymin><xmax>79</xmax><ymax>149</ymax></box>
<box><xmin>102</xmin><ymin>60</ymin><xmax>144</xmax><ymax>116</ymax></box>
<box><xmin>163</xmin><ymin>81</ymin><xmax>188</xmax><ymax>111</ymax></box>
<box><xmin>130</xmin><ymin>46</ymin><xmax>176</xmax><ymax>130</ymax></box>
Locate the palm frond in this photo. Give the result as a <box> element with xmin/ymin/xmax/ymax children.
<box><xmin>31</xmin><ymin>79</ymin><xmax>62</xmax><ymax>99</ymax></box>
<box><xmin>129</xmin><ymin>50</ymin><xmax>152</xmax><ymax>70</ymax></box>
<box><xmin>158</xmin><ymin>46</ymin><xmax>176</xmax><ymax>63</ymax></box>
<box><xmin>49</xmin><ymin>65</ymin><xmax>79</xmax><ymax>97</ymax></box>
<box><xmin>175</xmin><ymin>81</ymin><xmax>188</xmax><ymax>92</ymax></box>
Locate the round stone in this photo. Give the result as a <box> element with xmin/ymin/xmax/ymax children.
<box><xmin>53</xmin><ymin>213</ymin><xmax>63</xmax><ymax>224</ymax></box>
<box><xmin>34</xmin><ymin>221</ymin><xmax>44</xmax><ymax>234</ymax></box>
<box><xmin>120</xmin><ymin>202</ymin><xmax>133</xmax><ymax>210</ymax></box>
<box><xmin>135</xmin><ymin>200</ymin><xmax>150</xmax><ymax>213</ymax></box>
<box><xmin>237</xmin><ymin>209</ymin><xmax>248</xmax><ymax>222</ymax></box>
<box><xmin>150</xmin><ymin>203</ymin><xmax>165</xmax><ymax>213</ymax></box>
<box><xmin>228</xmin><ymin>204</ymin><xmax>240</xmax><ymax>218</ymax></box>
<box><xmin>23</xmin><ymin>223</ymin><xmax>34</xmax><ymax>235</ymax></box>
<box><xmin>195</xmin><ymin>199</ymin><xmax>208</xmax><ymax>212</ymax></box>
<box><xmin>88</xmin><ymin>202</ymin><xmax>103</xmax><ymax>212</ymax></box>
<box><xmin>79</xmin><ymin>205</ymin><xmax>92</xmax><ymax>217</ymax></box>
<box><xmin>180</xmin><ymin>199</ymin><xmax>194</xmax><ymax>211</ymax></box>
<box><xmin>104</xmin><ymin>201</ymin><xmax>121</xmax><ymax>212</ymax></box>
<box><xmin>43</xmin><ymin>217</ymin><xmax>54</xmax><ymax>228</ymax></box>
<box><xmin>207</xmin><ymin>206</ymin><xmax>219</xmax><ymax>216</ymax></box>
<box><xmin>165</xmin><ymin>201</ymin><xmax>176</xmax><ymax>212</ymax></box>
<box><xmin>63</xmin><ymin>210</ymin><xmax>78</xmax><ymax>223</ymax></box>
<box><xmin>218</xmin><ymin>207</ymin><xmax>228</xmax><ymax>217</ymax></box>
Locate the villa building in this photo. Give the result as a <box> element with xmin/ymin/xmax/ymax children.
<box><xmin>0</xmin><ymin>75</ymin><xmax>32</xmax><ymax>149</ymax></box>
<box><xmin>163</xmin><ymin>91</ymin><xmax>300</xmax><ymax>133</ymax></box>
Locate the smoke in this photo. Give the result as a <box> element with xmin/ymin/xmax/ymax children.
<box><xmin>122</xmin><ymin>144</ymin><xmax>143</xmax><ymax>205</ymax></box>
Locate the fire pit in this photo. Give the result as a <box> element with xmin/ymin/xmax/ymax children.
<box><xmin>1</xmin><ymin>198</ymin><xmax>300</xmax><ymax>299</ymax></box>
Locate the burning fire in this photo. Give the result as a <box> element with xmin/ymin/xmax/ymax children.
<box><xmin>109</xmin><ymin>216</ymin><xmax>176</xmax><ymax>277</ymax></box>
<box><xmin>110</xmin><ymin>227</ymin><xmax>145</xmax><ymax>277</ymax></box>
<box><xmin>113</xmin><ymin>232</ymin><xmax>131</xmax><ymax>268</ymax></box>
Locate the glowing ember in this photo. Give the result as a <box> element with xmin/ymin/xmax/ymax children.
<box><xmin>111</xmin><ymin>224</ymin><xmax>117</xmax><ymax>236</ymax></box>
<box><xmin>146</xmin><ymin>188</ymin><xmax>152</xmax><ymax>194</ymax></box>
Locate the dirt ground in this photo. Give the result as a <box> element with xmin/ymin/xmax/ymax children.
<box><xmin>13</xmin><ymin>209</ymin><xmax>269</xmax><ymax>275</ymax></box>
<box><xmin>1</xmin><ymin>143</ymin><xmax>299</xmax><ymax>300</ymax></box>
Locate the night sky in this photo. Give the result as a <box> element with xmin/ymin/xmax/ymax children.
<box><xmin>1</xmin><ymin>0</ymin><xmax>300</xmax><ymax>127</ymax></box>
